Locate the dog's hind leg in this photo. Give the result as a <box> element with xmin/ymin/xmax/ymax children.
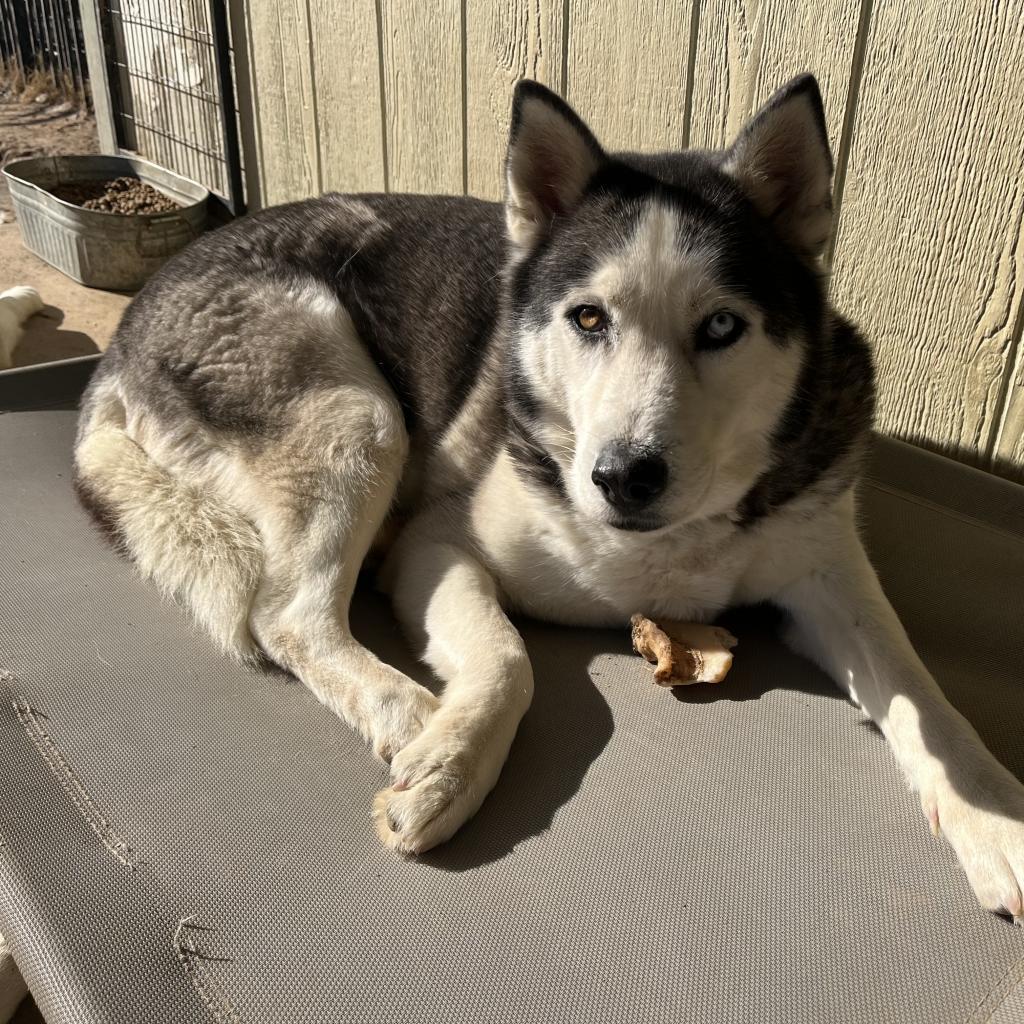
<box><xmin>76</xmin><ymin>366</ymin><xmax>436</xmax><ymax>758</ymax></box>
<box><xmin>77</xmin><ymin>279</ymin><xmax>436</xmax><ymax>759</ymax></box>
<box><xmin>223</xmin><ymin>382</ymin><xmax>439</xmax><ymax>760</ymax></box>
<box><xmin>75</xmin><ymin>374</ymin><xmax>264</xmax><ymax>660</ymax></box>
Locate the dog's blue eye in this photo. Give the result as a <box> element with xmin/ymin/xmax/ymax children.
<box><xmin>697</xmin><ymin>311</ymin><xmax>747</xmax><ymax>351</ymax></box>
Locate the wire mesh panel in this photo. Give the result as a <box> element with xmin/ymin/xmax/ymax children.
<box><xmin>0</xmin><ymin>0</ymin><xmax>89</xmax><ymax>101</ymax></box>
<box><xmin>101</xmin><ymin>0</ymin><xmax>243</xmax><ymax>212</ymax></box>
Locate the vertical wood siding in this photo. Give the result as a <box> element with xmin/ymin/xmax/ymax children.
<box><xmin>236</xmin><ymin>0</ymin><xmax>1024</xmax><ymax>482</ymax></box>
<box><xmin>687</xmin><ymin>0</ymin><xmax>863</xmax><ymax>153</ymax></box>
<box><xmin>311</xmin><ymin>1</ymin><xmax>385</xmax><ymax>193</ymax></box>
<box><xmin>245</xmin><ymin>0</ymin><xmax>319</xmax><ymax>204</ymax></box>
<box><xmin>465</xmin><ymin>0</ymin><xmax>564</xmax><ymax>200</ymax></box>
<box><xmin>380</xmin><ymin>0</ymin><xmax>463</xmax><ymax>194</ymax></box>
<box><xmin>565</xmin><ymin>1</ymin><xmax>694</xmax><ymax>153</ymax></box>
<box><xmin>830</xmin><ymin>0</ymin><xmax>1024</xmax><ymax>473</ymax></box>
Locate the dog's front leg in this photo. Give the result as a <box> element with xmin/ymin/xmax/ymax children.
<box><xmin>374</xmin><ymin>511</ymin><xmax>534</xmax><ymax>854</ymax></box>
<box><xmin>775</xmin><ymin>523</ymin><xmax>1024</xmax><ymax>920</ymax></box>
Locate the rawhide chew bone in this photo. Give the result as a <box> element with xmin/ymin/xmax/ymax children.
<box><xmin>630</xmin><ymin>615</ymin><xmax>738</xmax><ymax>686</ymax></box>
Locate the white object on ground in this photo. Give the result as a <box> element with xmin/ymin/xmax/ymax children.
<box><xmin>0</xmin><ymin>286</ymin><xmax>44</xmax><ymax>369</ymax></box>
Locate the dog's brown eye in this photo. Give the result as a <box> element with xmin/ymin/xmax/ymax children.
<box><xmin>572</xmin><ymin>305</ymin><xmax>607</xmax><ymax>333</ymax></box>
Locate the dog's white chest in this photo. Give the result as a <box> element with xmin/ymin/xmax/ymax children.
<box><xmin>469</xmin><ymin>452</ymin><xmax>746</xmax><ymax>627</ymax></box>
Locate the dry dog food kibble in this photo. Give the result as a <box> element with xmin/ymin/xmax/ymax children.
<box><xmin>52</xmin><ymin>176</ymin><xmax>180</xmax><ymax>215</ymax></box>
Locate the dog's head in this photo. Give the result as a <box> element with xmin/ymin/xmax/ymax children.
<box><xmin>504</xmin><ymin>76</ymin><xmax>834</xmax><ymax>532</ymax></box>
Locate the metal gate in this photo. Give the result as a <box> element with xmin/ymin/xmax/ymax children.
<box><xmin>99</xmin><ymin>0</ymin><xmax>243</xmax><ymax>214</ymax></box>
<box><xmin>0</xmin><ymin>0</ymin><xmax>89</xmax><ymax>102</ymax></box>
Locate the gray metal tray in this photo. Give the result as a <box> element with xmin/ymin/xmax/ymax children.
<box><xmin>3</xmin><ymin>154</ymin><xmax>208</xmax><ymax>290</ymax></box>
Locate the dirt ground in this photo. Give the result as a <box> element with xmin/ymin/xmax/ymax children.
<box><xmin>0</xmin><ymin>90</ymin><xmax>131</xmax><ymax>364</ymax></box>
<box><xmin>0</xmin><ymin>222</ymin><xmax>132</xmax><ymax>364</ymax></box>
<box><xmin>0</xmin><ymin>92</ymin><xmax>100</xmax><ymax>220</ymax></box>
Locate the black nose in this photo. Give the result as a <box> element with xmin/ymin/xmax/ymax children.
<box><xmin>591</xmin><ymin>442</ymin><xmax>668</xmax><ymax>512</ymax></box>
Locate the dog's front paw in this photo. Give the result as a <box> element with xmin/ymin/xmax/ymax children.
<box><xmin>366</xmin><ymin>684</ymin><xmax>439</xmax><ymax>763</ymax></box>
<box><xmin>922</xmin><ymin>775</ymin><xmax>1024</xmax><ymax>922</ymax></box>
<box><xmin>373</xmin><ymin>710</ymin><xmax>512</xmax><ymax>855</ymax></box>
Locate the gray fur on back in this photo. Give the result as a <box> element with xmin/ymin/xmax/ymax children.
<box><xmin>85</xmin><ymin>152</ymin><xmax>874</xmax><ymax>530</ymax></box>
<box><xmin>93</xmin><ymin>194</ymin><xmax>508</xmax><ymax>450</ymax></box>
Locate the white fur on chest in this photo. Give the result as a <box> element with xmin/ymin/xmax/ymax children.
<box><xmin>468</xmin><ymin>449</ymin><xmax>855</xmax><ymax>627</ymax></box>
<box><xmin>470</xmin><ymin>451</ymin><xmax>745</xmax><ymax>625</ymax></box>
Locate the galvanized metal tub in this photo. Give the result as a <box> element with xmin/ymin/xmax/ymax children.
<box><xmin>3</xmin><ymin>155</ymin><xmax>209</xmax><ymax>291</ymax></box>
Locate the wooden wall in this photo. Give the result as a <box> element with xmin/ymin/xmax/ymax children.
<box><xmin>234</xmin><ymin>0</ymin><xmax>1024</xmax><ymax>482</ymax></box>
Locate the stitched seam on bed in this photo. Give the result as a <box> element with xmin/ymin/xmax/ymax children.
<box><xmin>11</xmin><ymin>693</ymin><xmax>136</xmax><ymax>868</ymax></box>
<box><xmin>1</xmin><ymin>671</ymin><xmax>244</xmax><ymax>1024</ymax></box>
<box><xmin>967</xmin><ymin>954</ymin><xmax>1024</xmax><ymax>1023</ymax></box>
<box><xmin>864</xmin><ymin>480</ymin><xmax>1024</xmax><ymax>545</ymax></box>
<box><xmin>173</xmin><ymin>919</ymin><xmax>243</xmax><ymax>1024</ymax></box>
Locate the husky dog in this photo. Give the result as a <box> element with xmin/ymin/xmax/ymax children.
<box><xmin>74</xmin><ymin>76</ymin><xmax>1024</xmax><ymax>920</ymax></box>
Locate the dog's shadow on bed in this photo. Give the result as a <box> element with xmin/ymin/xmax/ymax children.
<box><xmin>350</xmin><ymin>593</ymin><xmax>846</xmax><ymax>872</ymax></box>
<box><xmin>351</xmin><ymin>590</ymin><xmax>618</xmax><ymax>870</ymax></box>
<box><xmin>356</xmin><ymin>588</ymin><xmax>1024</xmax><ymax>870</ymax></box>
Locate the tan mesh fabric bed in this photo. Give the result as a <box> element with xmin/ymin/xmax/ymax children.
<box><xmin>1</xmin><ymin>363</ymin><xmax>1022</xmax><ymax>1023</ymax></box>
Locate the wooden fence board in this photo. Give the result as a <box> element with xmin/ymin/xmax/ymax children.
<box><xmin>465</xmin><ymin>0</ymin><xmax>564</xmax><ymax>200</ymax></box>
<box><xmin>565</xmin><ymin>0</ymin><xmax>694</xmax><ymax>152</ymax></box>
<box><xmin>309</xmin><ymin>0</ymin><xmax>385</xmax><ymax>193</ymax></box>
<box><xmin>830</xmin><ymin>0</ymin><xmax>1024</xmax><ymax>468</ymax></box>
<box><xmin>380</xmin><ymin>0</ymin><xmax>462</xmax><ymax>194</ymax></box>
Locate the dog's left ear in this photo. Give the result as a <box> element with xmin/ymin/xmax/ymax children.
<box><xmin>505</xmin><ymin>80</ymin><xmax>605</xmax><ymax>251</ymax></box>
<box><xmin>724</xmin><ymin>74</ymin><xmax>833</xmax><ymax>260</ymax></box>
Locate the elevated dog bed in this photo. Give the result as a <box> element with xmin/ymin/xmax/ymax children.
<box><xmin>1</xmin><ymin>359</ymin><xmax>1022</xmax><ymax>1023</ymax></box>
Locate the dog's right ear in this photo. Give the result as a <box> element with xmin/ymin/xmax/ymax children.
<box><xmin>505</xmin><ymin>81</ymin><xmax>605</xmax><ymax>251</ymax></box>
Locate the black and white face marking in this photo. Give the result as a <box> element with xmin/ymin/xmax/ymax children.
<box><xmin>511</xmin><ymin>200</ymin><xmax>808</xmax><ymax>533</ymax></box>
<box><xmin>503</xmin><ymin>76</ymin><xmax>837</xmax><ymax>531</ymax></box>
